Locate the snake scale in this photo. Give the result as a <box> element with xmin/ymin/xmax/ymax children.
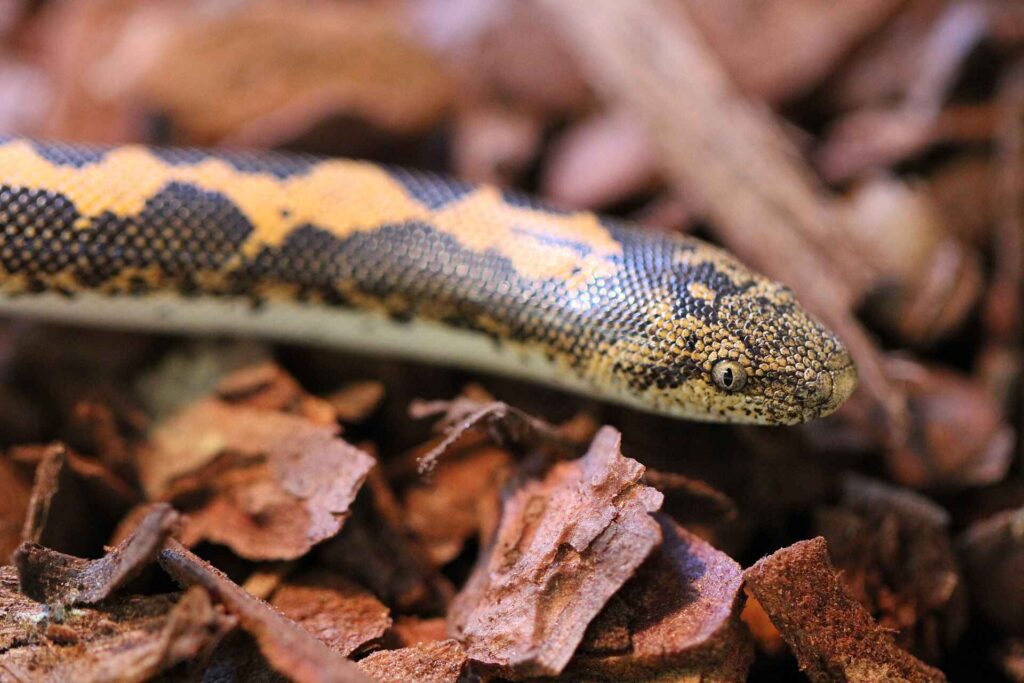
<box><xmin>0</xmin><ymin>137</ymin><xmax>856</xmax><ymax>424</ymax></box>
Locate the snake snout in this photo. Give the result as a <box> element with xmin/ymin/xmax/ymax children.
<box><xmin>814</xmin><ymin>350</ymin><xmax>857</xmax><ymax>417</ymax></box>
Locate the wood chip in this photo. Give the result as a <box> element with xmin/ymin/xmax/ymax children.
<box><xmin>449</xmin><ymin>426</ymin><xmax>663</xmax><ymax>678</ymax></box>
<box><xmin>745</xmin><ymin>537</ymin><xmax>946</xmax><ymax>682</ymax></box>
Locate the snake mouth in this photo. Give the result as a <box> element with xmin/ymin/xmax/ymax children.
<box><xmin>816</xmin><ymin>353</ymin><xmax>858</xmax><ymax>418</ymax></box>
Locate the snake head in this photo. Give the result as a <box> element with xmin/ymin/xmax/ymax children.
<box><xmin>596</xmin><ymin>237</ymin><xmax>858</xmax><ymax>425</ymax></box>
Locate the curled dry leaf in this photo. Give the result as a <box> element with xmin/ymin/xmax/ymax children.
<box><xmin>449</xmin><ymin>426</ymin><xmax>663</xmax><ymax>678</ymax></box>
<box><xmin>142</xmin><ymin>396</ymin><xmax>374</xmax><ymax>561</ymax></box>
<box><xmin>957</xmin><ymin>506</ymin><xmax>1024</xmax><ymax>635</ymax></box>
<box><xmin>14</xmin><ymin>503</ymin><xmax>177</xmax><ymax>606</ymax></box>
<box><xmin>269</xmin><ymin>569</ymin><xmax>392</xmax><ymax>657</ymax></box>
<box><xmin>569</xmin><ymin>514</ymin><xmax>752</xmax><ymax>681</ymax></box>
<box><xmin>357</xmin><ymin>638</ymin><xmax>469</xmax><ymax>683</ymax></box>
<box><xmin>745</xmin><ymin>537</ymin><xmax>947</xmax><ymax>683</ymax></box>
<box><xmin>0</xmin><ymin>566</ymin><xmax>234</xmax><ymax>681</ymax></box>
<box><xmin>159</xmin><ymin>539</ymin><xmax>372</xmax><ymax>683</ymax></box>
<box><xmin>815</xmin><ymin>474</ymin><xmax>967</xmax><ymax>661</ymax></box>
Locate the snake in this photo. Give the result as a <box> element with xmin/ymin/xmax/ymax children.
<box><xmin>0</xmin><ymin>137</ymin><xmax>856</xmax><ymax>425</ymax></box>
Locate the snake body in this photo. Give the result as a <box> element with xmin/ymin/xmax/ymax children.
<box><xmin>0</xmin><ymin>138</ymin><xmax>856</xmax><ymax>424</ymax></box>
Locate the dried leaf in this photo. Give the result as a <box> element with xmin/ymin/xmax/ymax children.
<box><xmin>745</xmin><ymin>537</ymin><xmax>946</xmax><ymax>682</ymax></box>
<box><xmin>449</xmin><ymin>426</ymin><xmax>663</xmax><ymax>678</ymax></box>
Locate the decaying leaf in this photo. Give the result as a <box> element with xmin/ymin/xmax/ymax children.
<box><xmin>449</xmin><ymin>426</ymin><xmax>663</xmax><ymax>678</ymax></box>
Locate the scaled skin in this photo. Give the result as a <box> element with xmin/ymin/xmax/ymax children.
<box><xmin>0</xmin><ymin>138</ymin><xmax>856</xmax><ymax>424</ymax></box>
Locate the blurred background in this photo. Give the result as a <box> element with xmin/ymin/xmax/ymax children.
<box><xmin>0</xmin><ymin>0</ymin><xmax>1022</xmax><ymax>679</ymax></box>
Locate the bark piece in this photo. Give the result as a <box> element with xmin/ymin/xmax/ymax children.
<box><xmin>159</xmin><ymin>539</ymin><xmax>371</xmax><ymax>683</ymax></box>
<box><xmin>15</xmin><ymin>442</ymin><xmax>137</xmax><ymax>558</ymax></box>
<box><xmin>745</xmin><ymin>537</ymin><xmax>946</xmax><ymax>682</ymax></box>
<box><xmin>449</xmin><ymin>426</ymin><xmax>663</xmax><ymax>678</ymax></box>
<box><xmin>816</xmin><ymin>474</ymin><xmax>967</xmax><ymax>661</ymax></box>
<box><xmin>0</xmin><ymin>565</ymin><xmax>234</xmax><ymax>681</ymax></box>
<box><xmin>326</xmin><ymin>381</ymin><xmax>386</xmax><ymax>424</ymax></box>
<box><xmin>145</xmin><ymin>399</ymin><xmax>374</xmax><ymax>561</ymax></box>
<box><xmin>958</xmin><ymin>506</ymin><xmax>1024</xmax><ymax>635</ymax></box>
<box><xmin>542</xmin><ymin>109</ymin><xmax>658</xmax><ymax>209</ymax></box>
<box><xmin>569</xmin><ymin>514</ymin><xmax>752</xmax><ymax>681</ymax></box>
<box><xmin>14</xmin><ymin>503</ymin><xmax>177</xmax><ymax>606</ymax></box>
<box><xmin>0</xmin><ymin>453</ymin><xmax>33</xmax><ymax>560</ymax></box>
<box><xmin>357</xmin><ymin>639</ymin><xmax>468</xmax><ymax>683</ymax></box>
<box><xmin>390</xmin><ymin>616</ymin><xmax>450</xmax><ymax>648</ymax></box>
<box><xmin>270</xmin><ymin>569</ymin><xmax>391</xmax><ymax>657</ymax></box>
<box><xmin>410</xmin><ymin>394</ymin><xmax>586</xmax><ymax>474</ymax></box>
<box><xmin>403</xmin><ymin>445</ymin><xmax>512</xmax><ymax>565</ymax></box>
<box><xmin>216</xmin><ymin>361</ymin><xmax>338</xmax><ymax>425</ymax></box>
<box><xmin>318</xmin><ymin>468</ymin><xmax>452</xmax><ymax>614</ymax></box>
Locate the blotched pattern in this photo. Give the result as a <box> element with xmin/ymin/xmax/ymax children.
<box><xmin>0</xmin><ymin>138</ymin><xmax>855</xmax><ymax>423</ymax></box>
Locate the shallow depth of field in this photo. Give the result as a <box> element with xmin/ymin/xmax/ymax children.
<box><xmin>0</xmin><ymin>1</ymin><xmax>1022</xmax><ymax>681</ymax></box>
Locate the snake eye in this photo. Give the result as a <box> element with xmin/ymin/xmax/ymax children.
<box><xmin>712</xmin><ymin>359</ymin><xmax>747</xmax><ymax>392</ymax></box>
